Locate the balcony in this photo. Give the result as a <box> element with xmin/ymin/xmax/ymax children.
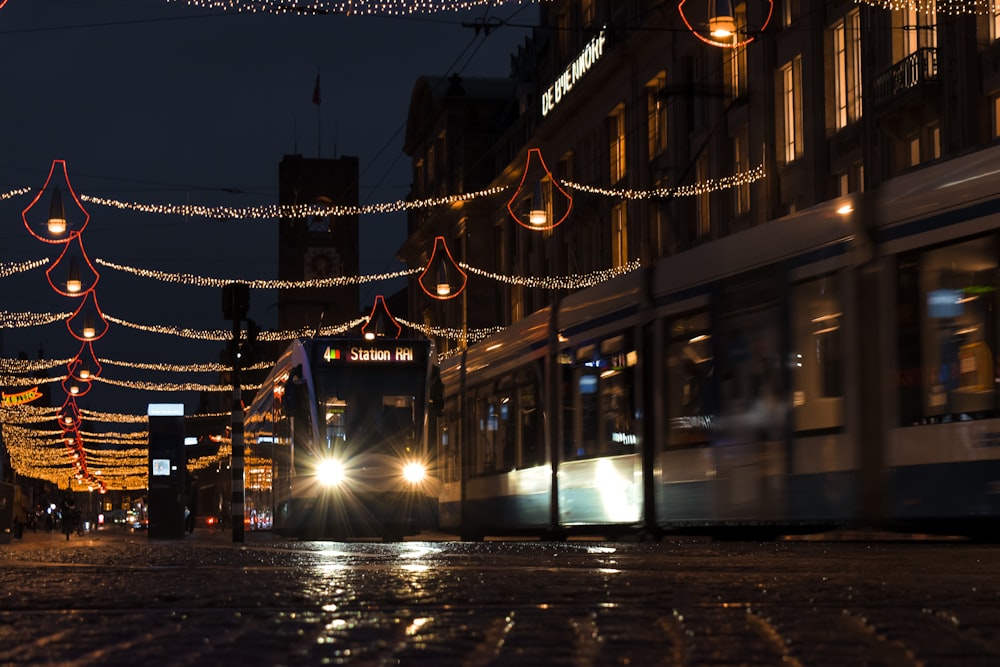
<box><xmin>872</xmin><ymin>48</ymin><xmax>938</xmax><ymax>110</ymax></box>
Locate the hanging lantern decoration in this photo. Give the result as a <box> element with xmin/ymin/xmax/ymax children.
<box><xmin>507</xmin><ymin>148</ymin><xmax>573</xmax><ymax>231</ymax></box>
<box><xmin>21</xmin><ymin>160</ymin><xmax>90</xmax><ymax>243</ymax></box>
<box><xmin>66</xmin><ymin>290</ymin><xmax>109</xmax><ymax>341</ymax></box>
<box><xmin>68</xmin><ymin>341</ymin><xmax>102</xmax><ymax>381</ymax></box>
<box><xmin>678</xmin><ymin>0</ymin><xmax>773</xmax><ymax>49</ymax></box>
<box><xmin>419</xmin><ymin>236</ymin><xmax>467</xmax><ymax>300</ymax></box>
<box><xmin>362</xmin><ymin>295</ymin><xmax>402</xmax><ymax>340</ymax></box>
<box><xmin>57</xmin><ymin>397</ymin><xmax>82</xmax><ymax>431</ymax></box>
<box><xmin>45</xmin><ymin>233</ymin><xmax>100</xmax><ymax>296</ymax></box>
<box><xmin>62</xmin><ymin>373</ymin><xmax>92</xmax><ymax>398</ymax></box>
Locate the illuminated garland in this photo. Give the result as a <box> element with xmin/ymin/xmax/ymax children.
<box><xmin>563</xmin><ymin>164</ymin><xmax>766</xmax><ymax>200</ymax></box>
<box><xmin>396</xmin><ymin>317</ymin><xmax>507</xmax><ymax>343</ymax></box>
<box><xmin>0</xmin><ymin>258</ymin><xmax>48</xmax><ymax>278</ymax></box>
<box><xmin>95</xmin><ymin>258</ymin><xmax>420</xmax><ymax>288</ymax></box>
<box><xmin>0</xmin><ymin>374</ymin><xmax>65</xmax><ymax>387</ymax></box>
<box><xmin>166</xmin><ymin>0</ymin><xmax>542</xmax><ymax>16</ymax></box>
<box><xmin>92</xmin><ymin>376</ymin><xmax>263</xmax><ymax>393</ymax></box>
<box><xmin>0</xmin><ymin>310</ymin><xmax>71</xmax><ymax>327</ymax></box>
<box><xmin>106</xmin><ymin>314</ymin><xmax>366</xmax><ymax>341</ymax></box>
<box><xmin>460</xmin><ymin>258</ymin><xmax>640</xmax><ymax>289</ymax></box>
<box><xmin>853</xmin><ymin>0</ymin><xmax>993</xmax><ymax>13</ymax></box>
<box><xmin>81</xmin><ymin>185</ymin><xmax>508</xmax><ymax>220</ymax></box>
<box><xmin>0</xmin><ymin>187</ymin><xmax>30</xmax><ymax>201</ymax></box>
<box><xmin>99</xmin><ymin>357</ymin><xmax>271</xmax><ymax>373</ymax></box>
<box><xmin>0</xmin><ymin>357</ymin><xmax>73</xmax><ymax>373</ymax></box>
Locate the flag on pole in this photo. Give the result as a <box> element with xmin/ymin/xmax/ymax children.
<box><xmin>312</xmin><ymin>74</ymin><xmax>321</xmax><ymax>106</ymax></box>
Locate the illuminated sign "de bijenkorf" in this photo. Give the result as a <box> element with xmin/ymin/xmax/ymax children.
<box><xmin>541</xmin><ymin>29</ymin><xmax>606</xmax><ymax>117</ymax></box>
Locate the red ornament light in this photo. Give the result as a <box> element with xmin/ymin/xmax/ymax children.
<box><xmin>507</xmin><ymin>148</ymin><xmax>573</xmax><ymax>231</ymax></box>
<box><xmin>418</xmin><ymin>236</ymin><xmax>467</xmax><ymax>300</ymax></box>
<box><xmin>45</xmin><ymin>232</ymin><xmax>100</xmax><ymax>296</ymax></box>
<box><xmin>361</xmin><ymin>295</ymin><xmax>402</xmax><ymax>340</ymax></box>
<box><xmin>66</xmin><ymin>290</ymin><xmax>109</xmax><ymax>341</ymax></box>
<box><xmin>678</xmin><ymin>0</ymin><xmax>773</xmax><ymax>49</ymax></box>
<box><xmin>68</xmin><ymin>342</ymin><xmax>102</xmax><ymax>381</ymax></box>
<box><xmin>57</xmin><ymin>397</ymin><xmax>82</xmax><ymax>431</ymax></box>
<box><xmin>21</xmin><ymin>160</ymin><xmax>90</xmax><ymax>243</ymax></box>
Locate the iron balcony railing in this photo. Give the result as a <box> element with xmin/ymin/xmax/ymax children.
<box><xmin>872</xmin><ymin>47</ymin><xmax>938</xmax><ymax>109</ymax></box>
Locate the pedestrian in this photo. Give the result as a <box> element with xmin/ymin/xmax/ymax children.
<box><xmin>12</xmin><ymin>485</ymin><xmax>28</xmax><ymax>540</ymax></box>
<box><xmin>60</xmin><ymin>493</ymin><xmax>78</xmax><ymax>540</ymax></box>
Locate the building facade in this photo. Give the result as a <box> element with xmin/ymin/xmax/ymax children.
<box><xmin>401</xmin><ymin>0</ymin><xmax>1000</xmax><ymax>349</ymax></box>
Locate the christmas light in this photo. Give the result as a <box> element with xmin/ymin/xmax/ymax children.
<box><xmin>507</xmin><ymin>148</ymin><xmax>573</xmax><ymax>230</ymax></box>
<box><xmin>459</xmin><ymin>258</ymin><xmax>641</xmax><ymax>289</ymax></box>
<box><xmin>0</xmin><ymin>357</ymin><xmax>71</xmax><ymax>373</ymax></box>
<box><xmin>98</xmin><ymin>357</ymin><xmax>271</xmax><ymax>373</ymax></box>
<box><xmin>81</xmin><ymin>184</ymin><xmax>507</xmax><ymax>220</ymax></box>
<box><xmin>0</xmin><ymin>187</ymin><xmax>29</xmax><ymax>201</ymax></box>
<box><xmin>418</xmin><ymin>236</ymin><xmax>467</xmax><ymax>300</ymax></box>
<box><xmin>853</xmin><ymin>0</ymin><xmax>992</xmax><ymax>13</ymax></box>
<box><xmin>396</xmin><ymin>317</ymin><xmax>507</xmax><ymax>343</ymax></box>
<box><xmin>165</xmin><ymin>0</ymin><xmax>547</xmax><ymax>17</ymax></box>
<box><xmin>564</xmin><ymin>163</ymin><xmax>765</xmax><ymax>199</ymax></box>
<box><xmin>106</xmin><ymin>314</ymin><xmax>365</xmax><ymax>341</ymax></box>
<box><xmin>0</xmin><ymin>310</ymin><xmax>71</xmax><ymax>327</ymax></box>
<box><xmin>362</xmin><ymin>295</ymin><xmax>402</xmax><ymax>340</ymax></box>
<box><xmin>679</xmin><ymin>0</ymin><xmax>773</xmax><ymax>49</ymax></box>
<box><xmin>46</xmin><ymin>233</ymin><xmax>100</xmax><ymax>297</ymax></box>
<box><xmin>92</xmin><ymin>376</ymin><xmax>262</xmax><ymax>393</ymax></box>
<box><xmin>95</xmin><ymin>258</ymin><xmax>418</xmax><ymax>288</ymax></box>
<box><xmin>0</xmin><ymin>257</ymin><xmax>48</xmax><ymax>278</ymax></box>
<box><xmin>22</xmin><ymin>160</ymin><xmax>90</xmax><ymax>243</ymax></box>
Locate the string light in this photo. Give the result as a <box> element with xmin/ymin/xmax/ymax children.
<box><xmin>563</xmin><ymin>163</ymin><xmax>766</xmax><ymax>199</ymax></box>
<box><xmin>81</xmin><ymin>184</ymin><xmax>507</xmax><ymax>220</ymax></box>
<box><xmin>106</xmin><ymin>314</ymin><xmax>365</xmax><ymax>341</ymax></box>
<box><xmin>98</xmin><ymin>357</ymin><xmax>271</xmax><ymax>373</ymax></box>
<box><xmin>0</xmin><ymin>357</ymin><xmax>72</xmax><ymax>373</ymax></box>
<box><xmin>0</xmin><ymin>310</ymin><xmax>71</xmax><ymax>327</ymax></box>
<box><xmin>95</xmin><ymin>258</ymin><xmax>419</xmax><ymax>288</ymax></box>
<box><xmin>396</xmin><ymin>317</ymin><xmax>507</xmax><ymax>343</ymax></box>
<box><xmin>165</xmin><ymin>0</ymin><xmax>545</xmax><ymax>16</ymax></box>
<box><xmin>92</xmin><ymin>376</ymin><xmax>263</xmax><ymax>393</ymax></box>
<box><xmin>853</xmin><ymin>0</ymin><xmax>993</xmax><ymax>13</ymax></box>
<box><xmin>0</xmin><ymin>258</ymin><xmax>48</xmax><ymax>278</ymax></box>
<box><xmin>0</xmin><ymin>374</ymin><xmax>65</xmax><ymax>387</ymax></box>
<box><xmin>460</xmin><ymin>258</ymin><xmax>641</xmax><ymax>289</ymax></box>
<box><xmin>0</xmin><ymin>187</ymin><xmax>30</xmax><ymax>201</ymax></box>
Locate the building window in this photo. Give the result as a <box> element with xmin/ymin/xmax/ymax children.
<box><xmin>907</xmin><ymin>135</ymin><xmax>921</xmax><ymax>167</ymax></box>
<box><xmin>930</xmin><ymin>125</ymin><xmax>941</xmax><ymax>160</ymax></box>
<box><xmin>993</xmin><ymin>96</ymin><xmax>1000</xmax><ymax>138</ymax></box>
<box><xmin>993</xmin><ymin>0</ymin><xmax>1000</xmax><ymax>41</ymax></box>
<box><xmin>832</xmin><ymin>11</ymin><xmax>862</xmax><ymax>130</ymax></box>
<box><xmin>897</xmin><ymin>2</ymin><xmax>936</xmax><ymax>59</ymax></box>
<box><xmin>609</xmin><ymin>103</ymin><xmax>627</xmax><ymax>184</ymax></box>
<box><xmin>726</xmin><ymin>3</ymin><xmax>749</xmax><ymax>100</ymax></box>
<box><xmin>646</xmin><ymin>73</ymin><xmax>668</xmax><ymax>159</ymax></box>
<box><xmin>612</xmin><ymin>203</ymin><xmax>628</xmax><ymax>268</ymax></box>
<box><xmin>782</xmin><ymin>0</ymin><xmax>798</xmax><ymax>28</ymax></box>
<box><xmin>780</xmin><ymin>57</ymin><xmax>804</xmax><ymax>164</ymax></box>
<box><xmin>837</xmin><ymin>172</ymin><xmax>849</xmax><ymax>196</ymax></box>
<box><xmin>581</xmin><ymin>0</ymin><xmax>595</xmax><ymax>27</ymax></box>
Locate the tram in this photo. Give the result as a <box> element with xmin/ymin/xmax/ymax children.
<box><xmin>244</xmin><ymin>336</ymin><xmax>441</xmax><ymax>540</ymax></box>
<box><xmin>437</xmin><ymin>142</ymin><xmax>1000</xmax><ymax>540</ymax></box>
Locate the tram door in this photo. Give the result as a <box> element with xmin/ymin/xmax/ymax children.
<box><xmin>714</xmin><ymin>269</ymin><xmax>787</xmax><ymax>521</ymax></box>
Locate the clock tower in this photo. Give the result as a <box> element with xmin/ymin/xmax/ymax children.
<box><xmin>278</xmin><ymin>154</ymin><xmax>360</xmax><ymax>334</ymax></box>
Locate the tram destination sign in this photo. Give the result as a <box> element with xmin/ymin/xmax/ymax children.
<box><xmin>322</xmin><ymin>344</ymin><xmax>416</xmax><ymax>364</ymax></box>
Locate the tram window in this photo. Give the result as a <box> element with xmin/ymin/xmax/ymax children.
<box><xmin>474</xmin><ymin>391</ymin><xmax>501</xmax><ymax>475</ymax></box>
<box><xmin>518</xmin><ymin>372</ymin><xmax>544</xmax><ymax>468</ymax></box>
<box><xmin>791</xmin><ymin>274</ymin><xmax>845</xmax><ymax>431</ymax></box>
<box><xmin>325</xmin><ymin>397</ymin><xmax>347</xmax><ymax>450</ymax></box>
<box><xmin>898</xmin><ymin>236</ymin><xmax>1000</xmax><ymax>424</ymax></box>
<box><xmin>497</xmin><ymin>387</ymin><xmax>515</xmax><ymax>471</ymax></box>
<box><xmin>571</xmin><ymin>336</ymin><xmax>638</xmax><ymax>459</ymax></box>
<box><xmin>665</xmin><ymin>311</ymin><xmax>713</xmax><ymax>448</ymax></box>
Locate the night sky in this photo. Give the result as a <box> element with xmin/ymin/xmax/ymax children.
<box><xmin>0</xmin><ymin>0</ymin><xmax>536</xmax><ymax>415</ymax></box>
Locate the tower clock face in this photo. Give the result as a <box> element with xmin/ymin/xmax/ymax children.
<box><xmin>307</xmin><ymin>212</ymin><xmax>332</xmax><ymax>234</ymax></box>
<box><xmin>304</xmin><ymin>247</ymin><xmax>341</xmax><ymax>280</ymax></box>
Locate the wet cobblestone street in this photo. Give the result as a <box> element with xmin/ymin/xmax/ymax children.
<box><xmin>1</xmin><ymin>529</ymin><xmax>999</xmax><ymax>666</ymax></box>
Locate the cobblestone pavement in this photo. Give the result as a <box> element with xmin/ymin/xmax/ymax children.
<box><xmin>1</xmin><ymin>529</ymin><xmax>999</xmax><ymax>666</ymax></box>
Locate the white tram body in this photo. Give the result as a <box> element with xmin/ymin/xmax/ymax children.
<box><xmin>438</xmin><ymin>143</ymin><xmax>1000</xmax><ymax>539</ymax></box>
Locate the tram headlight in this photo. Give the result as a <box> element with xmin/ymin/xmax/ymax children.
<box><xmin>402</xmin><ymin>461</ymin><xmax>427</xmax><ymax>484</ymax></box>
<box><xmin>316</xmin><ymin>458</ymin><xmax>346</xmax><ymax>487</ymax></box>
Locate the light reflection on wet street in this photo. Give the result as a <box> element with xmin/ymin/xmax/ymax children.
<box><xmin>1</xmin><ymin>532</ymin><xmax>999</xmax><ymax>665</ymax></box>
